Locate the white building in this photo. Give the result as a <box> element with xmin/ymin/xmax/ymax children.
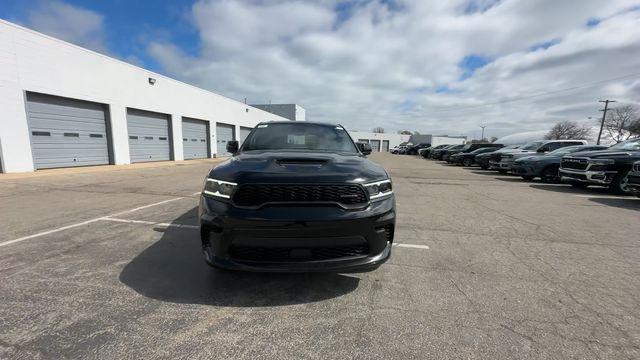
<box><xmin>347</xmin><ymin>131</ymin><xmax>411</xmax><ymax>152</ymax></box>
<box><xmin>0</xmin><ymin>20</ymin><xmax>292</xmax><ymax>173</ymax></box>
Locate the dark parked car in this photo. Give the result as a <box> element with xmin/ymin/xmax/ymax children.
<box><xmin>492</xmin><ymin>140</ymin><xmax>587</xmax><ymax>173</ymax></box>
<box><xmin>406</xmin><ymin>143</ymin><xmax>431</xmax><ymax>155</ymax></box>
<box><xmin>511</xmin><ymin>145</ymin><xmax>607</xmax><ymax>182</ymax></box>
<box><xmin>438</xmin><ymin>144</ymin><xmax>466</xmax><ymax>161</ymax></box>
<box><xmin>421</xmin><ymin>144</ymin><xmax>448</xmax><ymax>158</ymax></box>
<box><xmin>445</xmin><ymin>143</ymin><xmax>503</xmax><ymax>164</ymax></box>
<box><xmin>476</xmin><ymin>145</ymin><xmax>521</xmax><ymax>170</ymax></box>
<box><xmin>559</xmin><ymin>138</ymin><xmax>640</xmax><ymax>194</ymax></box>
<box><xmin>199</xmin><ymin>121</ymin><xmax>395</xmax><ymax>272</ymax></box>
<box><xmin>627</xmin><ymin>161</ymin><xmax>640</xmax><ymax>197</ymax></box>
<box><xmin>451</xmin><ymin>146</ymin><xmax>505</xmax><ymax>167</ymax></box>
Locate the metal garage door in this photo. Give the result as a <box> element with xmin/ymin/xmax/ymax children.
<box><xmin>370</xmin><ymin>140</ymin><xmax>381</xmax><ymax>152</ymax></box>
<box><xmin>216</xmin><ymin>123</ymin><xmax>235</xmax><ymax>156</ymax></box>
<box><xmin>239</xmin><ymin>126</ymin><xmax>252</xmax><ymax>146</ymax></box>
<box><xmin>26</xmin><ymin>92</ymin><xmax>110</xmax><ymax>169</ymax></box>
<box><xmin>127</xmin><ymin>108</ymin><xmax>171</xmax><ymax>163</ymax></box>
<box><xmin>382</xmin><ymin>140</ymin><xmax>389</xmax><ymax>152</ymax></box>
<box><xmin>182</xmin><ymin>118</ymin><xmax>209</xmax><ymax>159</ymax></box>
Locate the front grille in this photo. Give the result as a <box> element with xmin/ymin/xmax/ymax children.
<box><xmin>562</xmin><ymin>172</ymin><xmax>587</xmax><ymax>180</ymax></box>
<box><xmin>628</xmin><ymin>174</ymin><xmax>640</xmax><ymax>185</ymax></box>
<box><xmin>232</xmin><ymin>184</ymin><xmax>368</xmax><ymax>207</ymax></box>
<box><xmin>228</xmin><ymin>244</ymin><xmax>370</xmax><ymax>262</ymax></box>
<box><xmin>561</xmin><ymin>158</ymin><xmax>588</xmax><ymax>170</ymax></box>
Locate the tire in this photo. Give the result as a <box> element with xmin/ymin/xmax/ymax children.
<box><xmin>462</xmin><ymin>158</ymin><xmax>473</xmax><ymax>167</ymax></box>
<box><xmin>609</xmin><ymin>170</ymin><xmax>631</xmax><ymax>195</ymax></box>
<box><xmin>571</xmin><ymin>182</ymin><xmax>588</xmax><ymax>189</ymax></box>
<box><xmin>480</xmin><ymin>165</ymin><xmax>489</xmax><ymax>170</ymax></box>
<box><xmin>521</xmin><ymin>175</ymin><xmax>535</xmax><ymax>181</ymax></box>
<box><xmin>541</xmin><ymin>166</ymin><xmax>559</xmax><ymax>183</ymax></box>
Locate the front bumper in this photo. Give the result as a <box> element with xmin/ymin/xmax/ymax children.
<box><xmin>489</xmin><ymin>160</ymin><xmax>511</xmax><ymax>170</ymax></box>
<box><xmin>627</xmin><ymin>173</ymin><xmax>640</xmax><ymax>193</ymax></box>
<box><xmin>510</xmin><ymin>163</ymin><xmax>544</xmax><ymax>176</ymax></box>
<box><xmin>559</xmin><ymin>168</ymin><xmax>617</xmax><ymax>185</ymax></box>
<box><xmin>199</xmin><ymin>195</ymin><xmax>395</xmax><ymax>272</ymax></box>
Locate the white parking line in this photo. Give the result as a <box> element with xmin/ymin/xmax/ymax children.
<box><xmin>101</xmin><ymin>217</ymin><xmax>199</xmax><ymax>230</ymax></box>
<box><xmin>573</xmin><ymin>194</ymin><xmax>635</xmax><ymax>200</ymax></box>
<box><xmin>192</xmin><ymin>191</ymin><xmax>202</xmax><ymax>196</ymax></box>
<box><xmin>393</xmin><ymin>243</ymin><xmax>430</xmax><ymax>250</ymax></box>
<box><xmin>0</xmin><ymin>197</ymin><xmax>184</xmax><ymax>248</ymax></box>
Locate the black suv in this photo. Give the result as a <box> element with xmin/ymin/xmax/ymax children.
<box><xmin>406</xmin><ymin>143</ymin><xmax>431</xmax><ymax>155</ymax></box>
<box><xmin>199</xmin><ymin>122</ymin><xmax>395</xmax><ymax>272</ymax></box>
<box><xmin>446</xmin><ymin>143</ymin><xmax>503</xmax><ymax>164</ymax></box>
<box><xmin>559</xmin><ymin>138</ymin><xmax>640</xmax><ymax>194</ymax></box>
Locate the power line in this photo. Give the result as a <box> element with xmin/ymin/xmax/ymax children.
<box><xmin>420</xmin><ymin>71</ymin><xmax>640</xmax><ymax>115</ymax></box>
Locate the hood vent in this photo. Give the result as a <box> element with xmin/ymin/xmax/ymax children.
<box><xmin>276</xmin><ymin>158</ymin><xmax>328</xmax><ymax>166</ymax></box>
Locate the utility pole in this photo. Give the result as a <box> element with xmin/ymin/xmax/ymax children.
<box><xmin>597</xmin><ymin>100</ymin><xmax>615</xmax><ymax>145</ymax></box>
<box><xmin>480</xmin><ymin>126</ymin><xmax>486</xmax><ymax>141</ymax></box>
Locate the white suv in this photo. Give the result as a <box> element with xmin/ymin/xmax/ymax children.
<box><xmin>493</xmin><ymin>140</ymin><xmax>588</xmax><ymax>172</ymax></box>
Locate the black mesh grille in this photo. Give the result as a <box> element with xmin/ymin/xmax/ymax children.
<box><xmin>561</xmin><ymin>158</ymin><xmax>588</xmax><ymax>170</ymax></box>
<box><xmin>232</xmin><ymin>184</ymin><xmax>368</xmax><ymax>207</ymax></box>
<box><xmin>228</xmin><ymin>244</ymin><xmax>369</xmax><ymax>262</ymax></box>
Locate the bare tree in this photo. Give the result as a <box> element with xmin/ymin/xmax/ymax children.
<box><xmin>372</xmin><ymin>127</ymin><xmax>385</xmax><ymax>133</ymax></box>
<box><xmin>545</xmin><ymin>120</ymin><xmax>592</xmax><ymax>140</ymax></box>
<box><xmin>397</xmin><ymin>130</ymin><xmax>412</xmax><ymax>135</ymax></box>
<box><xmin>489</xmin><ymin>136</ymin><xmax>498</xmax><ymax>143</ymax></box>
<box><xmin>603</xmin><ymin>104</ymin><xmax>639</xmax><ymax>143</ymax></box>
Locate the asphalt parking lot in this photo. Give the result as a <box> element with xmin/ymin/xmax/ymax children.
<box><xmin>1</xmin><ymin>153</ymin><xmax>639</xmax><ymax>359</ymax></box>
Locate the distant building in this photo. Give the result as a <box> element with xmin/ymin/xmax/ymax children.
<box><xmin>251</xmin><ymin>104</ymin><xmax>306</xmax><ymax>121</ymax></box>
<box><xmin>347</xmin><ymin>132</ymin><xmax>466</xmax><ymax>152</ymax></box>
<box><xmin>408</xmin><ymin>134</ymin><xmax>467</xmax><ymax>146</ymax></box>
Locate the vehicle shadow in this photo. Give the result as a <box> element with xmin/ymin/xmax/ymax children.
<box><xmin>589</xmin><ymin>197</ymin><xmax>640</xmax><ymax>210</ymax></box>
<box><xmin>119</xmin><ymin>207</ymin><xmax>360</xmax><ymax>307</ymax></box>
<box><xmin>529</xmin><ymin>184</ymin><xmax>613</xmax><ymax>195</ymax></box>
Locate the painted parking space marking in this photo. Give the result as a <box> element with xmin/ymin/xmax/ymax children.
<box><xmin>100</xmin><ymin>217</ymin><xmax>199</xmax><ymax>230</ymax></box>
<box><xmin>393</xmin><ymin>243</ymin><xmax>430</xmax><ymax>250</ymax></box>
<box><xmin>0</xmin><ymin>197</ymin><xmax>184</xmax><ymax>248</ymax></box>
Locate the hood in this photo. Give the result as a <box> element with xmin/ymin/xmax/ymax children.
<box><xmin>208</xmin><ymin>151</ymin><xmax>388</xmax><ymax>184</ymax></box>
<box><xmin>568</xmin><ymin>150</ymin><xmax>640</xmax><ymax>159</ymax></box>
<box><xmin>515</xmin><ymin>154</ymin><xmax>558</xmax><ymax>163</ymax></box>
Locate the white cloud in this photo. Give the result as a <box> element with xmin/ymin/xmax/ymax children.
<box><xmin>149</xmin><ymin>0</ymin><xmax>640</xmax><ymax>138</ymax></box>
<box><xmin>24</xmin><ymin>0</ymin><xmax>107</xmax><ymax>53</ymax></box>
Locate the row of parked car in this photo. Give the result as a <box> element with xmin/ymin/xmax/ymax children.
<box><xmin>404</xmin><ymin>138</ymin><xmax>640</xmax><ymax>196</ymax></box>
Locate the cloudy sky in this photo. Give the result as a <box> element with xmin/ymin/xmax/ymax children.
<box><xmin>2</xmin><ymin>0</ymin><xmax>640</xmax><ymax>138</ymax></box>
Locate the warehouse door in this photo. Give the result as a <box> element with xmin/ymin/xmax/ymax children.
<box><xmin>382</xmin><ymin>140</ymin><xmax>390</xmax><ymax>152</ymax></box>
<box><xmin>26</xmin><ymin>92</ymin><xmax>110</xmax><ymax>169</ymax></box>
<box><xmin>370</xmin><ymin>140</ymin><xmax>381</xmax><ymax>152</ymax></box>
<box><xmin>182</xmin><ymin>118</ymin><xmax>209</xmax><ymax>159</ymax></box>
<box><xmin>127</xmin><ymin>108</ymin><xmax>171</xmax><ymax>163</ymax></box>
<box><xmin>239</xmin><ymin>126</ymin><xmax>252</xmax><ymax>146</ymax></box>
<box><xmin>216</xmin><ymin>123</ymin><xmax>235</xmax><ymax>156</ymax></box>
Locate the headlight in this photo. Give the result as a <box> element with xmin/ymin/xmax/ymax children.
<box><xmin>203</xmin><ymin>178</ymin><xmax>237</xmax><ymax>199</ymax></box>
<box><xmin>364</xmin><ymin>179</ymin><xmax>393</xmax><ymax>200</ymax></box>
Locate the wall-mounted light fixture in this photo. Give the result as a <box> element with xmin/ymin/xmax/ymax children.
<box><xmin>148</xmin><ymin>77</ymin><xmax>156</xmax><ymax>85</ymax></box>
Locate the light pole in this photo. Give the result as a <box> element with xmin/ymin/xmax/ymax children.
<box><xmin>480</xmin><ymin>126</ymin><xmax>486</xmax><ymax>141</ymax></box>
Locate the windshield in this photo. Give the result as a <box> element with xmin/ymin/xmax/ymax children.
<box><xmin>608</xmin><ymin>138</ymin><xmax>640</xmax><ymax>151</ymax></box>
<box><xmin>520</xmin><ymin>141</ymin><xmax>545</xmax><ymax>151</ymax></box>
<box><xmin>547</xmin><ymin>145</ymin><xmax>585</xmax><ymax>155</ymax></box>
<box><xmin>241</xmin><ymin>123</ymin><xmax>359</xmax><ymax>153</ymax></box>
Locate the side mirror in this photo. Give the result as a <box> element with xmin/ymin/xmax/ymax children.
<box><xmin>357</xmin><ymin>142</ymin><xmax>372</xmax><ymax>155</ymax></box>
<box><xmin>226</xmin><ymin>140</ymin><xmax>239</xmax><ymax>154</ymax></box>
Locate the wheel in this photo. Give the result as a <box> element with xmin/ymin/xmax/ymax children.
<box><xmin>462</xmin><ymin>158</ymin><xmax>472</xmax><ymax>167</ymax></box>
<box><xmin>609</xmin><ymin>170</ymin><xmax>631</xmax><ymax>195</ymax></box>
<box><xmin>571</xmin><ymin>182</ymin><xmax>588</xmax><ymax>189</ymax></box>
<box><xmin>521</xmin><ymin>175</ymin><xmax>535</xmax><ymax>181</ymax></box>
<box><xmin>541</xmin><ymin>166</ymin><xmax>559</xmax><ymax>183</ymax></box>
